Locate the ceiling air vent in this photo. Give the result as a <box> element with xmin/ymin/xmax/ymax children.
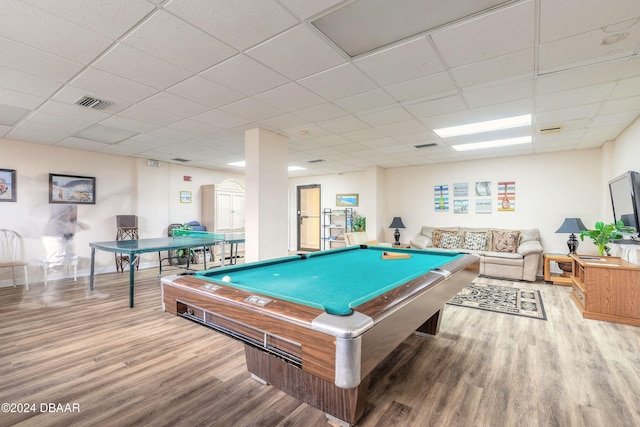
<box><xmin>74</xmin><ymin>95</ymin><xmax>112</xmax><ymax>110</ymax></box>
<box><xmin>414</xmin><ymin>143</ymin><xmax>438</xmax><ymax>149</ymax></box>
<box><xmin>171</xmin><ymin>158</ymin><xmax>190</xmax><ymax>162</ymax></box>
<box><xmin>308</xmin><ymin>159</ymin><xmax>325</xmax><ymax>163</ymax></box>
<box><xmin>538</xmin><ymin>125</ymin><xmax>564</xmax><ymax>135</ymax></box>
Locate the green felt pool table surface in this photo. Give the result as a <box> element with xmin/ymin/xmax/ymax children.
<box><xmin>196</xmin><ymin>245</ymin><xmax>465</xmax><ymax>315</ymax></box>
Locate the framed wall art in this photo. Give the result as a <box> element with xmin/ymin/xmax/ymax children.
<box><xmin>336</xmin><ymin>193</ymin><xmax>358</xmax><ymax>207</ymax></box>
<box><xmin>49</xmin><ymin>173</ymin><xmax>95</xmax><ymax>204</ymax></box>
<box><xmin>180</xmin><ymin>191</ymin><xmax>192</xmax><ymax>203</ymax></box>
<box><xmin>0</xmin><ymin>168</ymin><xmax>16</xmax><ymax>202</ymax></box>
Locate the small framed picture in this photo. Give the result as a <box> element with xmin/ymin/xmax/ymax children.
<box><xmin>336</xmin><ymin>193</ymin><xmax>358</xmax><ymax>207</ymax></box>
<box><xmin>180</xmin><ymin>191</ymin><xmax>192</xmax><ymax>203</ymax></box>
<box><xmin>49</xmin><ymin>173</ymin><xmax>95</xmax><ymax>204</ymax></box>
<box><xmin>0</xmin><ymin>168</ymin><xmax>16</xmax><ymax>202</ymax></box>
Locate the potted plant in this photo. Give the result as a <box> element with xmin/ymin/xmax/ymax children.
<box><xmin>352</xmin><ymin>216</ymin><xmax>366</xmax><ymax>232</ymax></box>
<box><xmin>579</xmin><ymin>220</ymin><xmax>632</xmax><ymax>256</ymax></box>
<box><xmin>173</xmin><ymin>224</ymin><xmax>194</xmax><ymax>264</ymax></box>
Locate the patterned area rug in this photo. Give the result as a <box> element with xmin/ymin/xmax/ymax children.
<box><xmin>447</xmin><ymin>282</ymin><xmax>547</xmax><ymax>320</ymax></box>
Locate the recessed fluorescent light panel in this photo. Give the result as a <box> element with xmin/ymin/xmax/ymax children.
<box><xmin>227</xmin><ymin>161</ymin><xmax>306</xmax><ymax>171</ymax></box>
<box><xmin>434</xmin><ymin>114</ymin><xmax>531</xmax><ymax>138</ymax></box>
<box><xmin>311</xmin><ymin>0</ymin><xmax>512</xmax><ymax>57</ymax></box>
<box><xmin>452</xmin><ymin>136</ymin><xmax>532</xmax><ymax>152</ymax></box>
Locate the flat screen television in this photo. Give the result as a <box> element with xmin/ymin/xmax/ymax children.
<box><xmin>608</xmin><ymin>171</ymin><xmax>640</xmax><ymax>239</ymax></box>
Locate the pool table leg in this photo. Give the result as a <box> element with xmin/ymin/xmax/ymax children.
<box><xmin>415</xmin><ymin>308</ymin><xmax>443</xmax><ymax>336</ymax></box>
<box><xmin>244</xmin><ymin>345</ymin><xmax>369</xmax><ymax>426</ymax></box>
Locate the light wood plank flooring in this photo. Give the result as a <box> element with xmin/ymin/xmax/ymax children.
<box><xmin>1</xmin><ymin>268</ymin><xmax>639</xmax><ymax>427</ymax></box>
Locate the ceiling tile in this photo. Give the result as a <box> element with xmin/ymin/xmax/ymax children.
<box><xmin>167</xmin><ymin>75</ymin><xmax>245</xmax><ymax>109</ymax></box>
<box><xmin>278</xmin><ymin>0</ymin><xmax>344</xmax><ymax>20</ymax></box>
<box><xmin>355</xmin><ymin>37</ymin><xmax>446</xmax><ymax>86</ymax></box>
<box><xmin>68</xmin><ymin>67</ymin><xmax>157</xmax><ymax>104</ymax></box>
<box><xmin>220</xmin><ymin>97</ymin><xmax>285</xmax><ymax>121</ymax></box>
<box><xmin>93</xmin><ymin>44</ymin><xmax>192</xmax><ymax>90</ymax></box>
<box><xmin>117</xmin><ymin>104</ymin><xmax>183</xmax><ymax>126</ymax></box>
<box><xmin>539</xmin><ymin>25</ymin><xmax>640</xmax><ymax>72</ymax></box>
<box><xmin>99</xmin><ymin>115</ymin><xmax>159</xmax><ymax>133</ymax></box>
<box><xmin>357</xmin><ymin>106</ymin><xmax>414</xmax><ymax>126</ymax></box>
<box><xmin>122</xmin><ymin>10</ymin><xmax>236</xmax><ymax>73</ymax></box>
<box><xmin>0</xmin><ymin>67</ymin><xmax>62</xmax><ymax>98</ymax></box>
<box><xmin>0</xmin><ymin>0</ymin><xmax>114</xmax><ymax>63</ymax></box>
<box><xmin>298</xmin><ymin>63</ymin><xmax>377</xmax><ymax>100</ymax></box>
<box><xmin>74</xmin><ymin>124</ymin><xmax>139</xmax><ymax>144</ymax></box>
<box><xmin>462</xmin><ymin>80</ymin><xmax>534</xmax><ymax>109</ymax></box>
<box><xmin>536</xmin><ymin>83</ymin><xmax>614</xmax><ymax>112</ymax></box>
<box><xmin>253</xmin><ymin>83</ymin><xmax>325</xmax><ymax>112</ymax></box>
<box><xmin>139</xmin><ymin>92</ymin><xmax>211</xmax><ymax>118</ymax></box>
<box><xmin>0</xmin><ymin>87</ymin><xmax>45</xmax><ymax>110</ymax></box>
<box><xmin>191</xmin><ymin>109</ymin><xmax>252</xmax><ymax>129</ymax></box>
<box><xmin>0</xmin><ymin>104</ymin><xmax>30</xmax><ymax>126</ymax></box>
<box><xmin>201</xmin><ymin>54</ymin><xmax>289</xmax><ymax>96</ymax></box>
<box><xmin>404</xmin><ymin>95</ymin><xmax>467</xmax><ymax>119</ymax></box>
<box><xmin>0</xmin><ymin>38</ymin><xmax>83</xmax><ymax>82</ymax></box>
<box><xmin>257</xmin><ymin>113</ymin><xmax>308</xmax><ymax>130</ymax></box>
<box><xmin>385</xmin><ymin>72</ymin><xmax>458</xmax><ymax>102</ymax></box>
<box><xmin>449</xmin><ymin>48</ymin><xmax>534</xmax><ymax>89</ymax></box>
<box><xmin>431</xmin><ymin>0</ymin><xmax>535</xmax><ymax>68</ymax></box>
<box><xmin>317</xmin><ymin>116</ymin><xmax>370</xmax><ymax>133</ymax></box>
<box><xmin>166</xmin><ymin>0</ymin><xmax>298</xmax><ymax>50</ymax></box>
<box><xmin>293</xmin><ymin>103</ymin><xmax>349</xmax><ymax>122</ymax></box>
<box><xmin>535</xmin><ymin>103</ymin><xmax>600</xmax><ymax>125</ymax></box>
<box><xmin>246</xmin><ymin>25</ymin><xmax>346</xmax><ymax>80</ymax></box>
<box><xmin>334</xmin><ymin>89</ymin><xmax>396</xmax><ymax>114</ymax></box>
<box><xmin>539</xmin><ymin>0</ymin><xmax>640</xmax><ymax>43</ymax></box>
<box><xmin>19</xmin><ymin>0</ymin><xmax>155</xmax><ymax>39</ymax></box>
<box><xmin>167</xmin><ymin>119</ymin><xmax>222</xmax><ymax>136</ymax></box>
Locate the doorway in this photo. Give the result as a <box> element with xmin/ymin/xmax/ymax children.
<box><xmin>297</xmin><ymin>184</ymin><xmax>321</xmax><ymax>252</ymax></box>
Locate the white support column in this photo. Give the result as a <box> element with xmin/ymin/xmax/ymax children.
<box><xmin>244</xmin><ymin>128</ymin><xmax>289</xmax><ymax>262</ymax></box>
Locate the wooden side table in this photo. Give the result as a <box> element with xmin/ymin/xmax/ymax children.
<box><xmin>543</xmin><ymin>253</ymin><xmax>572</xmax><ymax>286</ymax></box>
<box><xmin>392</xmin><ymin>243</ymin><xmax>411</xmax><ymax>248</ymax></box>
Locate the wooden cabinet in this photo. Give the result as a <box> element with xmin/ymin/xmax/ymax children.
<box><xmin>201</xmin><ymin>182</ymin><xmax>245</xmax><ymax>233</ymax></box>
<box><xmin>570</xmin><ymin>254</ymin><xmax>640</xmax><ymax>326</ymax></box>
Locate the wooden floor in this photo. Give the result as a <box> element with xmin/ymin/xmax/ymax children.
<box><xmin>1</xmin><ymin>268</ymin><xmax>639</xmax><ymax>427</ymax></box>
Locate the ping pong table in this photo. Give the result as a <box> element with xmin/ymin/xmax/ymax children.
<box><xmin>89</xmin><ymin>231</ymin><xmax>245</xmax><ymax>307</ymax></box>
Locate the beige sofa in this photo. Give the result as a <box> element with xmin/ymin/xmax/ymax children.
<box><xmin>409</xmin><ymin>226</ymin><xmax>543</xmax><ymax>282</ymax></box>
<box><xmin>345</xmin><ymin>232</ymin><xmax>392</xmax><ymax>247</ymax></box>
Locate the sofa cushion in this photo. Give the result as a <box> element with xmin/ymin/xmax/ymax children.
<box><xmin>438</xmin><ymin>232</ymin><xmax>462</xmax><ymax>249</ymax></box>
<box><xmin>410</xmin><ymin>234</ymin><xmax>432</xmax><ymax>249</ymax></box>
<box><xmin>490</xmin><ymin>230</ymin><xmax>521</xmax><ymax>252</ymax></box>
<box><xmin>433</xmin><ymin>229</ymin><xmax>460</xmax><ymax>248</ymax></box>
<box><xmin>462</xmin><ymin>231</ymin><xmax>489</xmax><ymax>251</ymax></box>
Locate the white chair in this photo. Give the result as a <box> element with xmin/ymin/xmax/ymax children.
<box><xmin>0</xmin><ymin>229</ymin><xmax>29</xmax><ymax>290</ymax></box>
<box><xmin>40</xmin><ymin>256</ymin><xmax>77</xmax><ymax>286</ymax></box>
<box><xmin>40</xmin><ymin>236</ymin><xmax>77</xmax><ymax>286</ymax></box>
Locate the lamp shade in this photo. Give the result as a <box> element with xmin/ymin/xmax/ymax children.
<box><xmin>555</xmin><ymin>218</ymin><xmax>587</xmax><ymax>234</ymax></box>
<box><xmin>389</xmin><ymin>217</ymin><xmax>406</xmax><ymax>229</ymax></box>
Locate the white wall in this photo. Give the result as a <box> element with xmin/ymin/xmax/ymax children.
<box><xmin>383</xmin><ymin>149</ymin><xmax>604</xmax><ymax>255</ymax></box>
<box><xmin>1</xmin><ymin>138</ymin><xmax>243</xmax><ymax>284</ymax></box>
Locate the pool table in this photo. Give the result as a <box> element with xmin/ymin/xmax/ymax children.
<box><xmin>161</xmin><ymin>245</ymin><xmax>479</xmax><ymax>426</ymax></box>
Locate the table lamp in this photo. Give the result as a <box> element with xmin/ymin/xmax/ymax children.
<box><xmin>388</xmin><ymin>217</ymin><xmax>406</xmax><ymax>245</ymax></box>
<box><xmin>555</xmin><ymin>217</ymin><xmax>587</xmax><ymax>255</ymax></box>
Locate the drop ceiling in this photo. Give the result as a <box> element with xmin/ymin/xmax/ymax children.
<box><xmin>1</xmin><ymin>0</ymin><xmax>639</xmax><ymax>176</ymax></box>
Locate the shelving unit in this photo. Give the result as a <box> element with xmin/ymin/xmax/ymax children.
<box><xmin>322</xmin><ymin>208</ymin><xmax>353</xmax><ymax>250</ymax></box>
<box><xmin>570</xmin><ymin>254</ymin><xmax>640</xmax><ymax>326</ymax></box>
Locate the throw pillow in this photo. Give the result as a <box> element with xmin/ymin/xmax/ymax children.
<box><xmin>432</xmin><ymin>229</ymin><xmax>456</xmax><ymax>247</ymax></box>
<box><xmin>491</xmin><ymin>230</ymin><xmax>521</xmax><ymax>252</ymax></box>
<box><xmin>463</xmin><ymin>231</ymin><xmax>488</xmax><ymax>251</ymax></box>
<box><xmin>437</xmin><ymin>231</ymin><xmax>461</xmax><ymax>249</ymax></box>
